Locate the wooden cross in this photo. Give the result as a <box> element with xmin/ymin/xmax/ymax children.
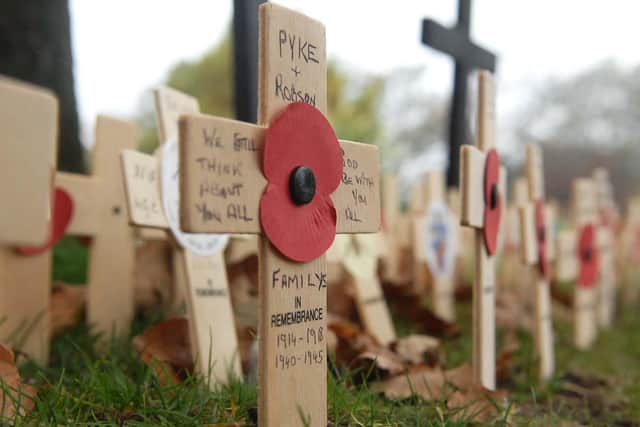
<box><xmin>518</xmin><ymin>144</ymin><xmax>556</xmax><ymax>382</ymax></box>
<box><xmin>380</xmin><ymin>174</ymin><xmax>408</xmax><ymax>285</ymax></box>
<box><xmin>55</xmin><ymin>116</ymin><xmax>136</xmax><ymax>338</ymax></box>
<box><xmin>177</xmin><ymin>4</ymin><xmax>380</xmax><ymax>426</ymax></box>
<box><xmin>120</xmin><ymin>87</ymin><xmax>242</xmax><ymax>385</ymax></box>
<box><xmin>421</xmin><ymin>0</ymin><xmax>497</xmax><ymax>187</ymax></box>
<box><xmin>502</xmin><ymin>178</ymin><xmax>530</xmax><ymax>291</ymax></box>
<box><xmin>0</xmin><ymin>78</ymin><xmax>57</xmax><ymax>364</ymax></box>
<box><xmin>571</xmin><ymin>178</ymin><xmax>599</xmax><ymax>350</ymax></box>
<box><xmin>460</xmin><ymin>71</ymin><xmax>505</xmax><ymax>390</ymax></box>
<box><xmin>330</xmin><ymin>234</ymin><xmax>395</xmax><ymax>345</ymax></box>
<box><xmin>592</xmin><ymin>168</ymin><xmax>616</xmax><ymax>329</ymax></box>
<box><xmin>413</xmin><ymin>170</ymin><xmax>458</xmax><ymax>321</ymax></box>
<box><xmin>621</xmin><ymin>197</ymin><xmax>640</xmax><ymax>302</ymax></box>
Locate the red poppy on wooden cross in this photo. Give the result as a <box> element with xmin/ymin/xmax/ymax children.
<box><xmin>460</xmin><ymin>71</ymin><xmax>506</xmax><ymax>391</ymax></box>
<box><xmin>571</xmin><ymin>178</ymin><xmax>600</xmax><ymax>350</ymax></box>
<box><xmin>518</xmin><ymin>144</ymin><xmax>557</xmax><ymax>382</ymax></box>
<box><xmin>178</xmin><ymin>4</ymin><xmax>380</xmax><ymax>427</ymax></box>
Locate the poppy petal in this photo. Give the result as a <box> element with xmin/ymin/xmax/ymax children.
<box><xmin>263</xmin><ymin>102</ymin><xmax>342</xmax><ymax>196</ymax></box>
<box><xmin>483</xmin><ymin>149</ymin><xmax>502</xmax><ymax>255</ymax></box>
<box><xmin>18</xmin><ymin>187</ymin><xmax>74</xmax><ymax>256</ymax></box>
<box><xmin>577</xmin><ymin>224</ymin><xmax>598</xmax><ymax>288</ymax></box>
<box><xmin>260</xmin><ymin>184</ymin><xmax>337</xmax><ymax>262</ymax></box>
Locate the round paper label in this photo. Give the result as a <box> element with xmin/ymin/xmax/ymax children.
<box><xmin>161</xmin><ymin>138</ymin><xmax>228</xmax><ymax>256</ymax></box>
<box><xmin>422</xmin><ymin>201</ymin><xmax>457</xmax><ymax>279</ymax></box>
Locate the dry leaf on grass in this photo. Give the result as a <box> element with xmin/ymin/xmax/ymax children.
<box><xmin>375</xmin><ymin>363</ymin><xmax>512</xmax><ymax>422</ymax></box>
<box><xmin>133</xmin><ymin>317</ymin><xmax>193</xmax><ymax>384</ymax></box>
<box><xmin>381</xmin><ymin>282</ymin><xmax>459</xmax><ymax>337</ymax></box>
<box><xmin>50</xmin><ymin>282</ymin><xmax>86</xmax><ymax>336</ymax></box>
<box><xmin>390</xmin><ymin>334</ymin><xmax>440</xmax><ymax>366</ymax></box>
<box><xmin>0</xmin><ymin>344</ymin><xmax>36</xmax><ymax>419</ymax></box>
<box><xmin>134</xmin><ymin>240</ymin><xmax>173</xmax><ymax>309</ymax></box>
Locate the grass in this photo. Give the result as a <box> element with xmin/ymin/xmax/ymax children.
<box><xmin>2</xmin><ymin>237</ymin><xmax>639</xmax><ymax>425</ymax></box>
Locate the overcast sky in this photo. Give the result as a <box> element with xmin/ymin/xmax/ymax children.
<box><xmin>70</xmin><ymin>0</ymin><xmax>640</xmax><ymax>148</ymax></box>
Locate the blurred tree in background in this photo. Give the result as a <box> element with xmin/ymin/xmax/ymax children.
<box><xmin>137</xmin><ymin>35</ymin><xmax>386</xmax><ymax>154</ymax></box>
<box><xmin>0</xmin><ymin>0</ymin><xmax>85</xmax><ymax>173</ymax></box>
<box><xmin>514</xmin><ymin>61</ymin><xmax>640</xmax><ymax>204</ymax></box>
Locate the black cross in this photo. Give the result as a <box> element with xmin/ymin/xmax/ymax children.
<box><xmin>421</xmin><ymin>0</ymin><xmax>497</xmax><ymax>188</ymax></box>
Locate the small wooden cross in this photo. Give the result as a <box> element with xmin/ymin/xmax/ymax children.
<box><xmin>120</xmin><ymin>87</ymin><xmax>242</xmax><ymax>385</ymax></box>
<box><xmin>460</xmin><ymin>71</ymin><xmax>506</xmax><ymax>390</ymax></box>
<box><xmin>56</xmin><ymin>116</ymin><xmax>136</xmax><ymax>338</ymax></box>
<box><xmin>413</xmin><ymin>170</ymin><xmax>458</xmax><ymax>321</ymax></box>
<box><xmin>571</xmin><ymin>178</ymin><xmax>599</xmax><ymax>350</ymax></box>
<box><xmin>518</xmin><ymin>144</ymin><xmax>556</xmax><ymax>382</ymax></box>
<box><xmin>177</xmin><ymin>4</ymin><xmax>380</xmax><ymax>425</ymax></box>
<box><xmin>330</xmin><ymin>234</ymin><xmax>395</xmax><ymax>345</ymax></box>
<box><xmin>380</xmin><ymin>174</ymin><xmax>407</xmax><ymax>285</ymax></box>
<box><xmin>592</xmin><ymin>168</ymin><xmax>617</xmax><ymax>329</ymax></box>
<box><xmin>0</xmin><ymin>78</ymin><xmax>58</xmax><ymax>364</ymax></box>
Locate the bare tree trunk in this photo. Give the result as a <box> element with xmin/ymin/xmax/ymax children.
<box><xmin>0</xmin><ymin>0</ymin><xmax>86</xmax><ymax>173</ymax></box>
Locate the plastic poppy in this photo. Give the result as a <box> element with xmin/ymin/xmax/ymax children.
<box><xmin>534</xmin><ymin>200</ymin><xmax>549</xmax><ymax>279</ymax></box>
<box><xmin>577</xmin><ymin>224</ymin><xmax>598</xmax><ymax>287</ymax></box>
<box><xmin>483</xmin><ymin>148</ymin><xmax>502</xmax><ymax>255</ymax></box>
<box><xmin>260</xmin><ymin>102</ymin><xmax>342</xmax><ymax>262</ymax></box>
<box><xmin>18</xmin><ymin>187</ymin><xmax>74</xmax><ymax>256</ymax></box>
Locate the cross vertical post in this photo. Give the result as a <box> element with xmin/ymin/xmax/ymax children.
<box><xmin>571</xmin><ymin>178</ymin><xmax>599</xmax><ymax>350</ymax></box>
<box><xmin>518</xmin><ymin>144</ymin><xmax>556</xmax><ymax>381</ymax></box>
<box><xmin>0</xmin><ymin>79</ymin><xmax>58</xmax><ymax>364</ymax></box>
<box><xmin>421</xmin><ymin>0</ymin><xmax>497</xmax><ymax>188</ymax></box>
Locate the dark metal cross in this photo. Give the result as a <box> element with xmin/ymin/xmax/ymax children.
<box><xmin>421</xmin><ymin>0</ymin><xmax>497</xmax><ymax>188</ymax></box>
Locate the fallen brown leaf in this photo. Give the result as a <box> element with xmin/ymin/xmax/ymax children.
<box><xmin>134</xmin><ymin>240</ymin><xmax>173</xmax><ymax>310</ymax></box>
<box><xmin>390</xmin><ymin>334</ymin><xmax>440</xmax><ymax>366</ymax></box>
<box><xmin>0</xmin><ymin>344</ymin><xmax>36</xmax><ymax>420</ymax></box>
<box><xmin>133</xmin><ymin>317</ymin><xmax>193</xmax><ymax>384</ymax></box>
<box><xmin>50</xmin><ymin>282</ymin><xmax>86</xmax><ymax>336</ymax></box>
<box><xmin>381</xmin><ymin>282</ymin><xmax>459</xmax><ymax>337</ymax></box>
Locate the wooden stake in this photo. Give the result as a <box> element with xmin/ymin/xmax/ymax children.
<box><xmin>178</xmin><ymin>4</ymin><xmax>380</xmax><ymax>425</ymax></box>
<box><xmin>120</xmin><ymin>87</ymin><xmax>242</xmax><ymax>385</ymax></box>
<box><xmin>518</xmin><ymin>144</ymin><xmax>556</xmax><ymax>382</ymax></box>
<box><xmin>460</xmin><ymin>71</ymin><xmax>504</xmax><ymax>390</ymax></box>
<box><xmin>571</xmin><ymin>178</ymin><xmax>599</xmax><ymax>350</ymax></box>
<box><xmin>56</xmin><ymin>116</ymin><xmax>136</xmax><ymax>338</ymax></box>
<box><xmin>0</xmin><ymin>78</ymin><xmax>58</xmax><ymax>364</ymax></box>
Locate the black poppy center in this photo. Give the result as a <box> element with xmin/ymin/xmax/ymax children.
<box><xmin>537</xmin><ymin>227</ymin><xmax>546</xmax><ymax>243</ymax></box>
<box><xmin>289</xmin><ymin>166</ymin><xmax>316</xmax><ymax>205</ymax></box>
<box><xmin>582</xmin><ymin>247</ymin><xmax>592</xmax><ymax>263</ymax></box>
<box><xmin>489</xmin><ymin>184</ymin><xmax>498</xmax><ymax>210</ymax></box>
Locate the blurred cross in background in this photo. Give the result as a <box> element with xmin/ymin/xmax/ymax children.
<box><xmin>421</xmin><ymin>0</ymin><xmax>497</xmax><ymax>188</ymax></box>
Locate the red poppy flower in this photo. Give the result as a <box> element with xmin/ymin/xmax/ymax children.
<box><xmin>260</xmin><ymin>102</ymin><xmax>342</xmax><ymax>262</ymax></box>
<box><xmin>18</xmin><ymin>187</ymin><xmax>74</xmax><ymax>256</ymax></box>
<box><xmin>577</xmin><ymin>223</ymin><xmax>598</xmax><ymax>288</ymax></box>
<box><xmin>534</xmin><ymin>200</ymin><xmax>550</xmax><ymax>279</ymax></box>
<box><xmin>483</xmin><ymin>148</ymin><xmax>502</xmax><ymax>255</ymax></box>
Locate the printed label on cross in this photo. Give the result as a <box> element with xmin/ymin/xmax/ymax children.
<box><xmin>55</xmin><ymin>116</ymin><xmax>137</xmax><ymax>339</ymax></box>
<box><xmin>178</xmin><ymin>4</ymin><xmax>380</xmax><ymax>426</ymax></box>
<box><xmin>571</xmin><ymin>178</ymin><xmax>600</xmax><ymax>350</ymax></box>
<box><xmin>518</xmin><ymin>144</ymin><xmax>556</xmax><ymax>382</ymax></box>
<box><xmin>0</xmin><ymin>78</ymin><xmax>58</xmax><ymax>364</ymax></box>
<box><xmin>120</xmin><ymin>87</ymin><xmax>242</xmax><ymax>386</ymax></box>
<box><xmin>413</xmin><ymin>171</ymin><xmax>458</xmax><ymax>321</ymax></box>
<box><xmin>460</xmin><ymin>71</ymin><xmax>506</xmax><ymax>390</ymax></box>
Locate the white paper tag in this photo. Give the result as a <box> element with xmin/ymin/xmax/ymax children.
<box><xmin>161</xmin><ymin>138</ymin><xmax>228</xmax><ymax>255</ymax></box>
<box><xmin>422</xmin><ymin>201</ymin><xmax>457</xmax><ymax>279</ymax></box>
